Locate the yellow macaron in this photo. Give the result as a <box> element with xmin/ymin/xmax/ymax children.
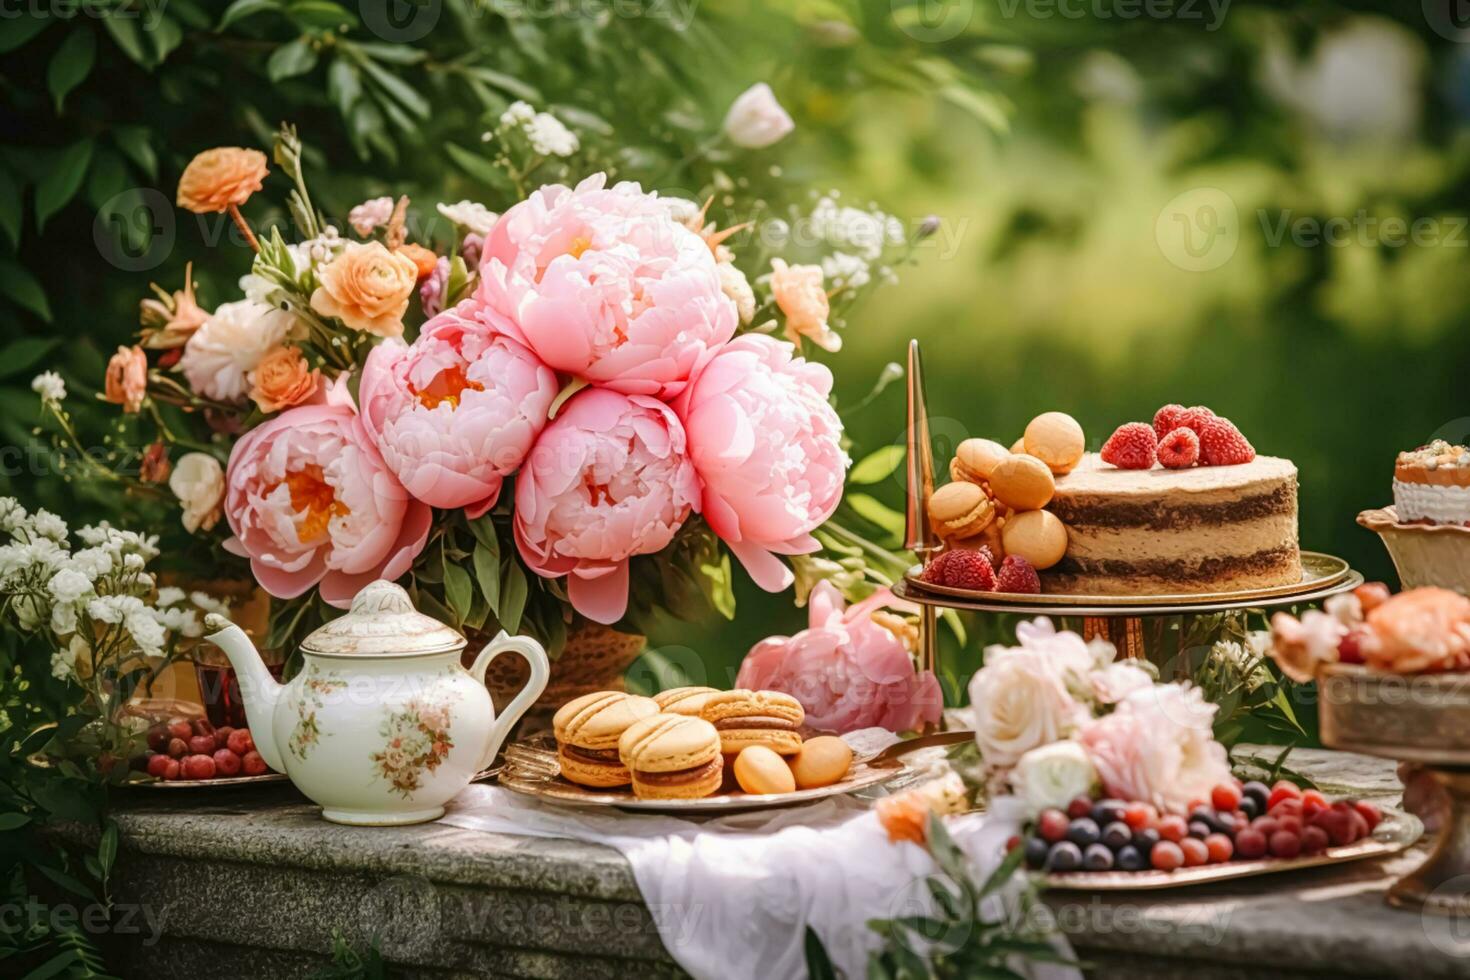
<box><xmin>733</xmin><ymin>746</ymin><xmax>796</xmax><ymax>795</ymax></box>
<box><xmin>1000</xmin><ymin>509</ymin><xmax>1068</xmax><ymax>570</ymax></box>
<box><xmin>700</xmin><ymin>689</ymin><xmax>805</xmax><ymax>756</ymax></box>
<box><xmin>618</xmin><ymin>713</ymin><xmax>724</xmax><ymax>800</ymax></box>
<box><xmin>653</xmin><ymin>686</ymin><xmax>720</xmax><ymax>717</ymax></box>
<box><xmin>1024</xmin><ymin>412</ymin><xmax>1085</xmax><ymax>476</ymax></box>
<box><xmin>988</xmin><ymin>454</ymin><xmax>1056</xmax><ymax>511</ymax></box>
<box><xmin>950</xmin><ymin>438</ymin><xmax>1010</xmax><ymax>486</ymax></box>
<box><xmin>787</xmin><ymin>736</ymin><xmax>853</xmax><ymax>789</ymax></box>
<box><xmin>552</xmin><ymin>691</ymin><xmax>660</xmax><ymax>788</ymax></box>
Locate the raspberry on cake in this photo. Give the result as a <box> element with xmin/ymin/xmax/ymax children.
<box><xmin>1198</xmin><ymin>417</ymin><xmax>1256</xmax><ymax>466</ymax></box>
<box><xmin>1101</xmin><ymin>423</ymin><xmax>1158</xmax><ymax>470</ymax></box>
<box><xmin>1393</xmin><ymin>440</ymin><xmax>1470</xmax><ymax>525</ymax></box>
<box><xmin>1158</xmin><ymin>427</ymin><xmax>1200</xmax><ymax>469</ymax></box>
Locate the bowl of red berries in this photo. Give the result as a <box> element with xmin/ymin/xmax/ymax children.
<box><xmin>129</xmin><ymin>716</ymin><xmax>283</xmax><ymax>787</ymax></box>
<box><xmin>1017</xmin><ymin>778</ymin><xmax>1420</xmax><ymax>889</ymax></box>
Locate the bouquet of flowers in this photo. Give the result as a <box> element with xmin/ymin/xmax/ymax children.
<box><xmin>0</xmin><ymin>495</ymin><xmax>226</xmax><ymax>768</ymax></box>
<box><xmin>53</xmin><ymin>109</ymin><xmax>924</xmax><ymax>675</ymax></box>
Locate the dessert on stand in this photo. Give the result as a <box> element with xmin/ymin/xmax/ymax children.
<box><xmin>1358</xmin><ymin>439</ymin><xmax>1470</xmax><ymax>594</ymax></box>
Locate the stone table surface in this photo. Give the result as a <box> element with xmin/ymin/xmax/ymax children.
<box><xmin>75</xmin><ymin>746</ymin><xmax>1470</xmax><ymax>979</ymax></box>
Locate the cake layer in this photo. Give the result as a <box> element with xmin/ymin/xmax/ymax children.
<box><xmin>1044</xmin><ymin>453</ymin><xmax>1301</xmax><ymax>595</ymax></box>
<box><xmin>1393</xmin><ymin>479</ymin><xmax>1470</xmax><ymax>525</ymax></box>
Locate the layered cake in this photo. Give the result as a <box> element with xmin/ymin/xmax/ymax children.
<box><xmin>1393</xmin><ymin>440</ymin><xmax>1470</xmax><ymax>525</ymax></box>
<box><xmin>1045</xmin><ymin>453</ymin><xmax>1302</xmax><ymax>595</ymax></box>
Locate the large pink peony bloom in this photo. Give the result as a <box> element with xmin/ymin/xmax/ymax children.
<box><xmin>737</xmin><ymin>581</ymin><xmax>942</xmax><ymax>734</ymax></box>
<box><xmin>1077</xmin><ymin>683</ymin><xmax>1232</xmax><ymax>815</ymax></box>
<box><xmin>223</xmin><ymin>398</ymin><xmax>431</xmax><ymax>608</ymax></box>
<box><xmin>514</xmin><ymin>388</ymin><xmax>700</xmax><ymax>624</ymax></box>
<box><xmin>476</xmin><ymin>173</ymin><xmax>737</xmax><ymax>399</ymax></box>
<box><xmin>358</xmin><ymin>301</ymin><xmax>558</xmax><ymax>516</ymax></box>
<box><xmin>673</xmin><ymin>334</ymin><xmax>847</xmax><ymax>593</ymax></box>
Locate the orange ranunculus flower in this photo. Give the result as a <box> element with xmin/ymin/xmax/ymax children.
<box><xmin>1363</xmin><ymin>587</ymin><xmax>1470</xmax><ymax>674</ymax></box>
<box><xmin>176</xmin><ymin>148</ymin><xmax>269</xmax><ymax>214</ymax></box>
<box><xmin>771</xmin><ymin>257</ymin><xmax>840</xmax><ymax>353</ymax></box>
<box><xmin>876</xmin><ymin>789</ymin><xmax>932</xmax><ymax>846</ymax></box>
<box><xmin>103</xmin><ymin>345</ymin><xmax>148</xmax><ymax>413</ymax></box>
<box><xmin>248</xmin><ymin>346</ymin><xmax>320</xmax><ymax>414</ymax></box>
<box><xmin>310</xmin><ymin>241</ymin><xmax>419</xmax><ymax>338</ymax></box>
<box><xmin>396</xmin><ymin>242</ymin><xmax>438</xmax><ymax>280</ymax></box>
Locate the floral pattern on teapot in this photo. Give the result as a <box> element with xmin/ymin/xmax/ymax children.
<box><xmin>372</xmin><ymin>693</ymin><xmax>458</xmax><ymax>797</ymax></box>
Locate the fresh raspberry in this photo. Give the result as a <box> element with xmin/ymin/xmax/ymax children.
<box><xmin>1178</xmin><ymin>405</ymin><xmax>1216</xmax><ymax>434</ymax></box>
<box><xmin>995</xmin><ymin>555</ymin><xmax>1040</xmax><ymax>594</ymax></box>
<box><xmin>940</xmin><ymin>549</ymin><xmax>996</xmax><ymax>591</ymax></box>
<box><xmin>1153</xmin><ymin>404</ymin><xmax>1187</xmax><ymax>439</ymax></box>
<box><xmin>920</xmin><ymin>552</ymin><xmax>951</xmax><ymax>584</ymax></box>
<box><xmin>1157</xmin><ymin>427</ymin><xmax>1199</xmax><ymax>469</ymax></box>
<box><xmin>1197</xmin><ymin>416</ymin><xmax>1255</xmax><ymax>466</ymax></box>
<box><xmin>1101</xmin><ymin>423</ymin><xmax>1158</xmax><ymax>470</ymax></box>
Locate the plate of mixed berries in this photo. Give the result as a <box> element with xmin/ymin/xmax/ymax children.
<box><xmin>1017</xmin><ymin>778</ymin><xmax>1422</xmax><ymax>889</ymax></box>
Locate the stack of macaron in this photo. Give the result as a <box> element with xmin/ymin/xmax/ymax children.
<box><xmin>923</xmin><ymin>411</ymin><xmax>1082</xmax><ymax>591</ymax></box>
<box><xmin>551</xmin><ymin>687</ymin><xmax>855</xmax><ymax>800</ymax></box>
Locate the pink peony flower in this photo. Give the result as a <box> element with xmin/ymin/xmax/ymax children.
<box><xmin>222</xmin><ymin>400</ymin><xmax>431</xmax><ymax>608</ymax></box>
<box><xmin>476</xmin><ymin>173</ymin><xmax>737</xmax><ymax>399</ymax></box>
<box><xmin>358</xmin><ymin>302</ymin><xmax>557</xmax><ymax>515</ymax></box>
<box><xmin>514</xmin><ymin>388</ymin><xmax>699</xmax><ymax>624</ymax></box>
<box><xmin>736</xmin><ymin>581</ymin><xmax>941</xmax><ymax>733</ymax></box>
<box><xmin>673</xmin><ymin>335</ymin><xmax>846</xmax><ymax>593</ymax></box>
<box><xmin>1077</xmin><ymin>683</ymin><xmax>1232</xmax><ymax>815</ymax></box>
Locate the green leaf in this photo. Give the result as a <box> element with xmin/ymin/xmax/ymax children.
<box><xmin>443</xmin><ymin>561</ymin><xmax>473</xmax><ymax>626</ymax></box>
<box><xmin>849</xmin><ymin>444</ymin><xmax>905</xmax><ymax>485</ymax></box>
<box><xmin>0</xmin><ymin>812</ymin><xmax>29</xmax><ymax>831</ymax></box>
<box><xmin>150</xmin><ymin>14</ymin><xmax>184</xmax><ymax>63</ymax></box>
<box><xmin>218</xmin><ymin>0</ymin><xmax>281</xmax><ymax>31</ymax></box>
<box><xmin>0</xmin><ymin>15</ymin><xmax>49</xmax><ymax>53</ymax></box>
<box><xmin>327</xmin><ymin>58</ymin><xmax>362</xmax><ymax>116</ymax></box>
<box><xmin>112</xmin><ymin>126</ymin><xmax>158</xmax><ymax>180</ymax></box>
<box><xmin>47</xmin><ymin>28</ymin><xmax>96</xmax><ymax>113</ymax></box>
<box><xmin>0</xmin><ymin>260</ymin><xmax>52</xmax><ymax>323</ymax></box>
<box><xmin>288</xmin><ymin>0</ymin><xmax>357</xmax><ymax>30</ymax></box>
<box><xmin>350</xmin><ymin>41</ymin><xmax>427</xmax><ymax>64</ymax></box>
<box><xmin>102</xmin><ymin>14</ymin><xmax>149</xmax><ymax>66</ymax></box>
<box><xmin>267</xmin><ymin>37</ymin><xmax>318</xmax><ymax>81</ymax></box>
<box><xmin>845</xmin><ymin>492</ymin><xmax>905</xmax><ymax>543</ymax></box>
<box><xmin>34</xmin><ymin>864</ymin><xmax>97</xmax><ymax>903</ymax></box>
<box><xmin>804</xmin><ymin>927</ymin><xmax>839</xmax><ymax>980</ymax></box>
<box><xmin>354</xmin><ymin>50</ymin><xmax>430</xmax><ymax>118</ymax></box>
<box><xmin>34</xmin><ymin>139</ymin><xmax>94</xmax><ymax>232</ymax></box>
<box><xmin>98</xmin><ymin>822</ymin><xmax>118</xmax><ymax>873</ymax></box>
<box><xmin>499</xmin><ymin>561</ymin><xmax>528</xmax><ymax>634</ymax></box>
<box><xmin>0</xmin><ymin>167</ymin><xmax>21</xmax><ymax>250</ymax></box>
<box><xmin>459</xmin><ymin>66</ymin><xmax>541</xmax><ymax>103</ymax></box>
<box><xmin>20</xmin><ymin>949</ymin><xmax>79</xmax><ymax>980</ymax></box>
<box><xmin>472</xmin><ymin>543</ymin><xmax>501</xmax><ymax>616</ymax></box>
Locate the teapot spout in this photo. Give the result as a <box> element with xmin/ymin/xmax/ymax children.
<box><xmin>203</xmin><ymin>614</ymin><xmax>286</xmax><ymax>773</ymax></box>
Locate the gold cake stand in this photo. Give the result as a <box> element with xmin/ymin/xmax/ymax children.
<box><xmin>899</xmin><ymin>339</ymin><xmax>1360</xmax><ymax>676</ymax></box>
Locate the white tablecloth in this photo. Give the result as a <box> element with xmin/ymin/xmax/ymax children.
<box><xmin>441</xmin><ymin>782</ymin><xmax>1080</xmax><ymax>980</ymax></box>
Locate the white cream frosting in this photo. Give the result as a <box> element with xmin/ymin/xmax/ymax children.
<box><xmin>1393</xmin><ymin>479</ymin><xmax>1470</xmax><ymax>525</ymax></box>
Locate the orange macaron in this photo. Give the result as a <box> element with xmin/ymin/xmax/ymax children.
<box><xmin>700</xmin><ymin>689</ymin><xmax>805</xmax><ymax>756</ymax></box>
<box><xmin>552</xmin><ymin>691</ymin><xmax>659</xmax><ymax>788</ymax></box>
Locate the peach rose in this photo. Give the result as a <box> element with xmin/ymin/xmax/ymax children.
<box><xmin>1362</xmin><ymin>588</ymin><xmax>1470</xmax><ymax>674</ymax></box>
<box><xmin>176</xmin><ymin>148</ymin><xmax>268</xmax><ymax>214</ymax></box>
<box><xmin>103</xmin><ymin>345</ymin><xmax>148</xmax><ymax>413</ymax></box>
<box><xmin>876</xmin><ymin>790</ymin><xmax>930</xmax><ymax>845</ymax></box>
<box><xmin>248</xmin><ymin>346</ymin><xmax>320</xmax><ymax>414</ymax></box>
<box><xmin>395</xmin><ymin>243</ymin><xmax>438</xmax><ymax>280</ymax></box>
<box><xmin>770</xmin><ymin>258</ymin><xmax>839</xmax><ymax>352</ymax></box>
<box><xmin>140</xmin><ymin>263</ymin><xmax>209</xmax><ymax>349</ymax></box>
<box><xmin>311</xmin><ymin>242</ymin><xmax>419</xmax><ymax>337</ymax></box>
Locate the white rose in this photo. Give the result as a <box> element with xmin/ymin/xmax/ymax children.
<box><xmin>723</xmin><ymin>83</ymin><xmax>794</xmax><ymax>149</ymax></box>
<box><xmin>1090</xmin><ymin>661</ymin><xmax>1156</xmax><ymax>704</ymax></box>
<box><xmin>1011</xmin><ymin>740</ymin><xmax>1098</xmax><ymax>817</ymax></box>
<box><xmin>968</xmin><ymin>647</ymin><xmax>1088</xmax><ymax>770</ymax></box>
<box><xmin>169</xmin><ymin>453</ymin><xmax>225</xmax><ymax>533</ymax></box>
<box><xmin>47</xmin><ymin>568</ymin><xmax>92</xmax><ymax>605</ymax></box>
<box><xmin>436</xmin><ymin>200</ymin><xmax>499</xmax><ymax>236</ymax></box>
<box><xmin>179</xmin><ymin>300</ymin><xmax>295</xmax><ymax>402</ymax></box>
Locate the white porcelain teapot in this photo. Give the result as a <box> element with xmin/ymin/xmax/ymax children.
<box><xmin>204</xmin><ymin>579</ymin><xmax>549</xmax><ymax>825</ymax></box>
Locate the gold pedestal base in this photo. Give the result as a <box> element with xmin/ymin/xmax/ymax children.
<box><xmin>1386</xmin><ymin>768</ymin><xmax>1470</xmax><ymax>916</ymax></box>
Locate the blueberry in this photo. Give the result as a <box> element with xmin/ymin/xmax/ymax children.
<box><xmin>1242</xmin><ymin>780</ymin><xmax>1270</xmax><ymax>810</ymax></box>
<box><xmin>1116</xmin><ymin>844</ymin><xmax>1146</xmax><ymax>871</ymax></box>
<box><xmin>1047</xmin><ymin>840</ymin><xmax>1083</xmax><ymax>872</ymax></box>
<box><xmin>1239</xmin><ymin>797</ymin><xmax>1259</xmax><ymax>820</ymax></box>
<box><xmin>1066</xmin><ymin>817</ymin><xmax>1101</xmax><ymax>847</ymax></box>
<box><xmin>1188</xmin><ymin>820</ymin><xmax>1212</xmax><ymax>840</ymax></box>
<box><xmin>1101</xmin><ymin>821</ymin><xmax>1132</xmax><ymax>850</ymax></box>
<box><xmin>1024</xmin><ymin>836</ymin><xmax>1051</xmax><ymax>869</ymax></box>
<box><xmin>1083</xmin><ymin>843</ymin><xmax>1114</xmax><ymax>871</ymax></box>
<box><xmin>1132</xmin><ymin>827</ymin><xmax>1160</xmax><ymax>854</ymax></box>
<box><xmin>1214</xmin><ymin>810</ymin><xmax>1239</xmax><ymax>835</ymax></box>
<box><xmin>1189</xmin><ymin>806</ymin><xmax>1221</xmax><ymax>833</ymax></box>
<box><xmin>1091</xmin><ymin>799</ymin><xmax>1126</xmax><ymax>826</ymax></box>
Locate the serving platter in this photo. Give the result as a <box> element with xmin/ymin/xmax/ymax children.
<box><xmin>902</xmin><ymin>551</ymin><xmax>1352</xmax><ymax>610</ymax></box>
<box><xmin>1042</xmin><ymin>807</ymin><xmax>1422</xmax><ymax>891</ymax></box>
<box><xmin>497</xmin><ymin>732</ymin><xmax>907</xmax><ymax>814</ymax></box>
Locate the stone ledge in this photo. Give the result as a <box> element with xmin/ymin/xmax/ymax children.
<box><xmin>59</xmin><ymin>747</ymin><xmax>1470</xmax><ymax>979</ymax></box>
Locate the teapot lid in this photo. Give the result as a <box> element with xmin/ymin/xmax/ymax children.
<box><xmin>300</xmin><ymin>580</ymin><xmax>466</xmax><ymax>657</ymax></box>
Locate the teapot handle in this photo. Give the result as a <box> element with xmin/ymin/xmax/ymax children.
<box><xmin>469</xmin><ymin>631</ymin><xmax>550</xmax><ymax>771</ymax></box>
